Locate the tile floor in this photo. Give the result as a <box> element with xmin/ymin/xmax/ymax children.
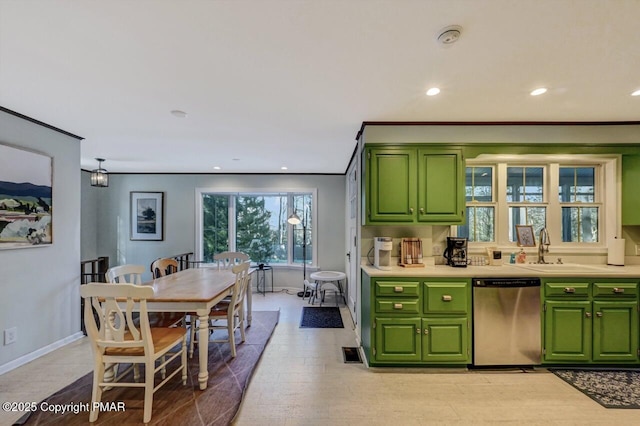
<box><xmin>2</xmin><ymin>291</ymin><xmax>640</xmax><ymax>425</ymax></box>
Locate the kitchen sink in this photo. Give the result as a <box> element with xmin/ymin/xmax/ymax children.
<box><xmin>506</xmin><ymin>263</ymin><xmax>623</xmax><ymax>274</ymax></box>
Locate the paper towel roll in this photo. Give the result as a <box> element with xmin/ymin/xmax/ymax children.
<box><xmin>607</xmin><ymin>238</ymin><xmax>625</xmax><ymax>266</ymax></box>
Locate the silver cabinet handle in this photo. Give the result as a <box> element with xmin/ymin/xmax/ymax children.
<box><xmin>564</xmin><ymin>287</ymin><xmax>576</xmax><ymax>293</ymax></box>
<box><xmin>585</xmin><ymin>312</ymin><xmax>592</xmax><ymax>318</ymax></box>
<box><xmin>596</xmin><ymin>312</ymin><xmax>603</xmax><ymax>317</ymax></box>
<box><xmin>424</xmin><ymin>329</ymin><xmax>429</xmax><ymax>335</ymax></box>
<box><xmin>409</xmin><ymin>207</ymin><xmax>414</xmax><ymax>213</ymax></box>
<box><xmin>419</xmin><ymin>207</ymin><xmax>424</xmax><ymax>214</ymax></box>
<box><xmin>442</xmin><ymin>295</ymin><xmax>452</xmax><ymax>302</ymax></box>
<box><xmin>394</xmin><ymin>286</ymin><xmax>404</xmax><ymax>293</ymax></box>
<box><xmin>613</xmin><ymin>287</ymin><xmax>625</xmax><ymax>294</ymax></box>
<box><xmin>393</xmin><ymin>303</ymin><xmax>403</xmax><ymax>310</ymax></box>
<box><xmin>416</xmin><ymin>328</ymin><xmax>421</xmax><ymax>334</ymax></box>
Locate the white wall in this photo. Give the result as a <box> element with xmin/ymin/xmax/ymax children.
<box><xmin>91</xmin><ymin>173</ymin><xmax>346</xmax><ymax>288</ymax></box>
<box><xmin>0</xmin><ymin>110</ymin><xmax>81</xmax><ymax>368</ymax></box>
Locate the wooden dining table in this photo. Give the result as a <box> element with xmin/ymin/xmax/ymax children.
<box><xmin>139</xmin><ymin>267</ymin><xmax>254</xmax><ymax>390</ymax></box>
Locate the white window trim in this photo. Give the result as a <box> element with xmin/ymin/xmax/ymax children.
<box><xmin>194</xmin><ymin>187</ymin><xmax>318</xmax><ymax>268</ymax></box>
<box><xmin>461</xmin><ymin>154</ymin><xmax>620</xmax><ymax>255</ymax></box>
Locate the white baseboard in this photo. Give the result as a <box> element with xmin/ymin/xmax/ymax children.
<box><xmin>0</xmin><ymin>332</ymin><xmax>85</xmax><ymax>376</ymax></box>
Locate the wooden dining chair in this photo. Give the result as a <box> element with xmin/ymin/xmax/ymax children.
<box><xmin>150</xmin><ymin>258</ymin><xmax>179</xmax><ymax>278</ymax></box>
<box><xmin>213</xmin><ymin>251</ymin><xmax>249</xmax><ymax>270</ymax></box>
<box><xmin>189</xmin><ymin>261</ymin><xmax>251</xmax><ymax>358</ymax></box>
<box><xmin>80</xmin><ymin>283</ymin><xmax>187</xmax><ymax>424</ymax></box>
<box><xmin>105</xmin><ymin>264</ymin><xmax>145</xmax><ymax>284</ymax></box>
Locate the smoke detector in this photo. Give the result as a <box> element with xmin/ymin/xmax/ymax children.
<box><xmin>437</xmin><ymin>25</ymin><xmax>462</xmax><ymax>45</ymax></box>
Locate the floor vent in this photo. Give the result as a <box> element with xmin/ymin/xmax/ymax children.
<box><xmin>342</xmin><ymin>346</ymin><xmax>363</xmax><ymax>363</ymax></box>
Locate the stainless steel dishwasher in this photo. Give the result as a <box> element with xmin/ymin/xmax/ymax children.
<box><xmin>472</xmin><ymin>277</ymin><xmax>541</xmax><ymax>366</ymax></box>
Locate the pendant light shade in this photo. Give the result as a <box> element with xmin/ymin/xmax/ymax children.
<box><xmin>90</xmin><ymin>158</ymin><xmax>109</xmax><ymax>187</ymax></box>
<box><xmin>287</xmin><ymin>212</ymin><xmax>301</xmax><ymax>225</ymax></box>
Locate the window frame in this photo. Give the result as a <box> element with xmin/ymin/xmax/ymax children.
<box><xmin>195</xmin><ymin>188</ymin><xmax>318</xmax><ymax>268</ymax></box>
<box><xmin>459</xmin><ymin>155</ymin><xmax>619</xmax><ymax>255</ymax></box>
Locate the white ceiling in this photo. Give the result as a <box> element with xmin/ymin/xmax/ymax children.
<box><xmin>1</xmin><ymin>1</ymin><xmax>639</xmax><ymax>174</ymax></box>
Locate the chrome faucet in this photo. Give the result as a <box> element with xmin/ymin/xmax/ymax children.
<box><xmin>537</xmin><ymin>227</ymin><xmax>550</xmax><ymax>264</ymax></box>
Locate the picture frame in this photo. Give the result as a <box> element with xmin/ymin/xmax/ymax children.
<box><xmin>0</xmin><ymin>143</ymin><xmax>53</xmax><ymax>250</ymax></box>
<box><xmin>130</xmin><ymin>192</ymin><xmax>164</xmax><ymax>241</ymax></box>
<box><xmin>515</xmin><ymin>225</ymin><xmax>536</xmax><ymax>247</ymax></box>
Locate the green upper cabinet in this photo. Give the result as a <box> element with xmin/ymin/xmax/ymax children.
<box><xmin>622</xmin><ymin>155</ymin><xmax>640</xmax><ymax>225</ymax></box>
<box><xmin>417</xmin><ymin>149</ymin><xmax>464</xmax><ymax>223</ymax></box>
<box><xmin>365</xmin><ymin>146</ymin><xmax>464</xmax><ymax>225</ymax></box>
<box><xmin>367</xmin><ymin>147</ymin><xmax>416</xmax><ymax>222</ymax></box>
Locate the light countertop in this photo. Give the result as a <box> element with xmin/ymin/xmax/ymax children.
<box><xmin>361</xmin><ymin>261</ymin><xmax>640</xmax><ymax>278</ymax></box>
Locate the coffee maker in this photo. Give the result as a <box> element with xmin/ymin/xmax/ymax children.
<box><xmin>443</xmin><ymin>237</ymin><xmax>468</xmax><ymax>267</ymax></box>
<box><xmin>374</xmin><ymin>237</ymin><xmax>393</xmax><ymax>270</ymax></box>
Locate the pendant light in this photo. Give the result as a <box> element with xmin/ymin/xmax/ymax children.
<box><xmin>90</xmin><ymin>158</ymin><xmax>109</xmax><ymax>187</ymax></box>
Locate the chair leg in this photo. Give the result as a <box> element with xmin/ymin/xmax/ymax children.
<box><xmin>239</xmin><ymin>309</ymin><xmax>246</xmax><ymax>343</ymax></box>
<box><xmin>89</xmin><ymin>362</ymin><xmax>104</xmax><ymax>422</ymax></box>
<box><xmin>189</xmin><ymin>317</ymin><xmax>196</xmax><ymax>359</ymax></box>
<box><xmin>181</xmin><ymin>335</ymin><xmax>188</xmax><ymax>385</ymax></box>
<box><xmin>143</xmin><ymin>361</ymin><xmax>154</xmax><ymax>424</ymax></box>
<box><xmin>228</xmin><ymin>316</ymin><xmax>237</xmax><ymax>358</ymax></box>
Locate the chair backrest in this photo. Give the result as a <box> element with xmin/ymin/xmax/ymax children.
<box><xmin>150</xmin><ymin>258</ymin><xmax>179</xmax><ymax>278</ymax></box>
<box><xmin>213</xmin><ymin>251</ymin><xmax>249</xmax><ymax>271</ymax></box>
<box><xmin>229</xmin><ymin>261</ymin><xmax>251</xmax><ymax>310</ymax></box>
<box><xmin>105</xmin><ymin>264</ymin><xmax>145</xmax><ymax>284</ymax></box>
<box><xmin>80</xmin><ymin>283</ymin><xmax>154</xmax><ymax>355</ymax></box>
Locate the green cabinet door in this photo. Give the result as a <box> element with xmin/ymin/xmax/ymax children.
<box><xmin>367</xmin><ymin>147</ymin><xmax>416</xmax><ymax>223</ymax></box>
<box><xmin>622</xmin><ymin>155</ymin><xmax>640</xmax><ymax>225</ymax></box>
<box><xmin>544</xmin><ymin>300</ymin><xmax>591</xmax><ymax>362</ymax></box>
<box><xmin>422</xmin><ymin>317</ymin><xmax>469</xmax><ymax>363</ymax></box>
<box><xmin>417</xmin><ymin>148</ymin><xmax>464</xmax><ymax>223</ymax></box>
<box><xmin>592</xmin><ymin>301</ymin><xmax>639</xmax><ymax>362</ymax></box>
<box><xmin>374</xmin><ymin>317</ymin><xmax>421</xmax><ymax>362</ymax></box>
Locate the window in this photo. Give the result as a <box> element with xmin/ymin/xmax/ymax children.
<box><xmin>197</xmin><ymin>190</ymin><xmax>315</xmax><ymax>266</ymax></box>
<box><xmin>458</xmin><ymin>166</ymin><xmax>495</xmax><ymax>242</ymax></box>
<box><xmin>457</xmin><ymin>155</ymin><xmax>614</xmax><ymax>252</ymax></box>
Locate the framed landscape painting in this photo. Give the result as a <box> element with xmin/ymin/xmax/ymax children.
<box><xmin>0</xmin><ymin>143</ymin><xmax>53</xmax><ymax>249</ymax></box>
<box><xmin>130</xmin><ymin>191</ymin><xmax>164</xmax><ymax>241</ymax></box>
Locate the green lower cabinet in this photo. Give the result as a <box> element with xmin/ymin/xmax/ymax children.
<box><xmin>592</xmin><ymin>301</ymin><xmax>639</xmax><ymax>362</ymax></box>
<box><xmin>544</xmin><ymin>300</ymin><xmax>591</xmax><ymax>362</ymax></box>
<box><xmin>422</xmin><ymin>317</ymin><xmax>469</xmax><ymax>362</ymax></box>
<box><xmin>374</xmin><ymin>317</ymin><xmax>421</xmax><ymax>362</ymax></box>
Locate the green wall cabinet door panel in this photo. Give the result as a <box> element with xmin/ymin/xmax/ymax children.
<box><xmin>374</xmin><ymin>317</ymin><xmax>422</xmax><ymax>362</ymax></box>
<box><xmin>622</xmin><ymin>155</ymin><xmax>640</xmax><ymax>225</ymax></box>
<box><xmin>417</xmin><ymin>149</ymin><xmax>464</xmax><ymax>223</ymax></box>
<box><xmin>367</xmin><ymin>147</ymin><xmax>416</xmax><ymax>222</ymax></box>
<box><xmin>543</xmin><ymin>300</ymin><xmax>592</xmax><ymax>362</ymax></box>
<box><xmin>364</xmin><ymin>146</ymin><xmax>464</xmax><ymax>225</ymax></box>
<box><xmin>592</xmin><ymin>301</ymin><xmax>639</xmax><ymax>362</ymax></box>
<box><xmin>422</xmin><ymin>317</ymin><xmax>469</xmax><ymax>363</ymax></box>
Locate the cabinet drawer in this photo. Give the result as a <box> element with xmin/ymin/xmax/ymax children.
<box><xmin>376</xmin><ymin>299</ymin><xmax>420</xmax><ymax>314</ymax></box>
<box><xmin>376</xmin><ymin>281</ymin><xmax>420</xmax><ymax>297</ymax></box>
<box><xmin>593</xmin><ymin>282</ymin><xmax>638</xmax><ymax>298</ymax></box>
<box><xmin>424</xmin><ymin>282</ymin><xmax>468</xmax><ymax>314</ymax></box>
<box><xmin>544</xmin><ymin>282</ymin><xmax>590</xmax><ymax>298</ymax></box>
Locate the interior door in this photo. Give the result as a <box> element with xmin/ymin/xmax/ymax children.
<box><xmin>346</xmin><ymin>160</ymin><xmax>358</xmax><ymax>324</ymax></box>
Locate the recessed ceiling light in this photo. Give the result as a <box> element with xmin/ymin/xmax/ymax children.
<box><xmin>530</xmin><ymin>88</ymin><xmax>547</xmax><ymax>96</ymax></box>
<box><xmin>426</xmin><ymin>87</ymin><xmax>441</xmax><ymax>96</ymax></box>
<box><xmin>170</xmin><ymin>110</ymin><xmax>187</xmax><ymax>118</ymax></box>
<box><xmin>232</xmin><ymin>158</ymin><xmax>240</xmax><ymax>161</ymax></box>
<box><xmin>213</xmin><ymin>166</ymin><xmax>221</xmax><ymax>170</ymax></box>
<box><xmin>281</xmin><ymin>166</ymin><xmax>288</xmax><ymax>170</ymax></box>
<box><xmin>631</xmin><ymin>89</ymin><xmax>640</xmax><ymax>96</ymax></box>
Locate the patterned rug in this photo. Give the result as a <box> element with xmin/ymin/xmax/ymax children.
<box><xmin>551</xmin><ymin>369</ymin><xmax>640</xmax><ymax>408</ymax></box>
<box><xmin>19</xmin><ymin>311</ymin><xmax>279</xmax><ymax>425</ymax></box>
<box><xmin>300</xmin><ymin>306</ymin><xmax>344</xmax><ymax>328</ymax></box>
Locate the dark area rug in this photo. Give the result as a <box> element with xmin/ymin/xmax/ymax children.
<box><xmin>300</xmin><ymin>306</ymin><xmax>344</xmax><ymax>328</ymax></box>
<box><xmin>551</xmin><ymin>369</ymin><xmax>640</xmax><ymax>408</ymax></box>
<box><xmin>19</xmin><ymin>311</ymin><xmax>279</xmax><ymax>425</ymax></box>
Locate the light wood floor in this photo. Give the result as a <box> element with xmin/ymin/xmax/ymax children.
<box><xmin>2</xmin><ymin>291</ymin><xmax>639</xmax><ymax>425</ymax></box>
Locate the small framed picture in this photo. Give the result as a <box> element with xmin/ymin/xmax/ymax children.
<box><xmin>515</xmin><ymin>225</ymin><xmax>536</xmax><ymax>247</ymax></box>
<box><xmin>130</xmin><ymin>192</ymin><xmax>164</xmax><ymax>241</ymax></box>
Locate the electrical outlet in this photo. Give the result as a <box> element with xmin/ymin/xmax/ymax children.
<box><xmin>4</xmin><ymin>327</ymin><xmax>17</xmax><ymax>345</ymax></box>
<box><xmin>636</xmin><ymin>245</ymin><xmax>640</xmax><ymax>256</ymax></box>
<box><xmin>432</xmin><ymin>244</ymin><xmax>443</xmax><ymax>256</ymax></box>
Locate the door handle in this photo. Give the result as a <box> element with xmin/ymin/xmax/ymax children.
<box><xmin>393</xmin><ymin>303</ymin><xmax>403</xmax><ymax>310</ymax></box>
<box><xmin>442</xmin><ymin>295</ymin><xmax>452</xmax><ymax>302</ymax></box>
<box><xmin>585</xmin><ymin>312</ymin><xmax>592</xmax><ymax>318</ymax></box>
<box><xmin>613</xmin><ymin>287</ymin><xmax>625</xmax><ymax>294</ymax></box>
<box><xmin>564</xmin><ymin>287</ymin><xmax>576</xmax><ymax>294</ymax></box>
<box><xmin>596</xmin><ymin>312</ymin><xmax>603</xmax><ymax>317</ymax></box>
